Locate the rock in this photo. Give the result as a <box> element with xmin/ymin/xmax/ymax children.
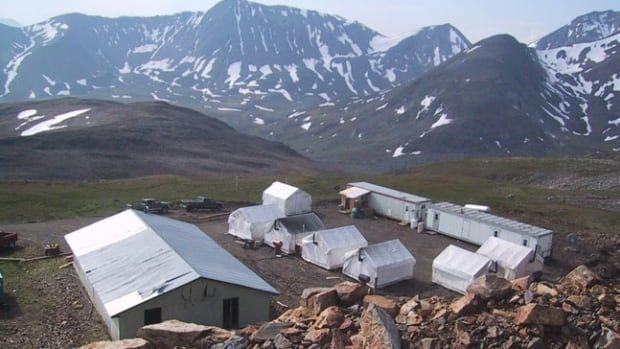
<box><xmin>137</xmin><ymin>320</ymin><xmax>232</xmax><ymax>349</ymax></box>
<box><xmin>421</xmin><ymin>337</ymin><xmax>439</xmax><ymax>349</ymax></box>
<box><xmin>511</xmin><ymin>276</ymin><xmax>532</xmax><ymax>292</ymax></box>
<box><xmin>450</xmin><ymin>293</ymin><xmax>483</xmax><ymax>317</ymax></box>
<box><xmin>398</xmin><ymin>297</ymin><xmax>420</xmax><ymax>317</ymax></box>
<box><xmin>466</xmin><ymin>274</ymin><xmax>512</xmax><ymax>300</ymax></box>
<box><xmin>418</xmin><ymin>299</ymin><xmax>434</xmax><ymax>318</ymax></box>
<box><xmin>249</xmin><ymin>322</ymin><xmax>294</xmax><ymax>344</ymax></box>
<box><xmin>300</xmin><ymin>287</ymin><xmax>332</xmax><ymax>307</ymax></box>
<box><xmin>360</xmin><ymin>304</ymin><xmax>401</xmax><ymax>349</ymax></box>
<box><xmin>431</xmin><ymin>308</ymin><xmax>447</xmax><ymax>322</ymax></box>
<box><xmin>334</xmin><ymin>282</ymin><xmax>369</xmax><ymax>306</ymax></box>
<box><xmin>330</xmin><ymin>329</ymin><xmax>348</xmax><ymax>349</ymax></box>
<box><xmin>314</xmin><ymin>306</ymin><xmax>345</xmax><ymax>329</ymax></box>
<box><xmin>277</xmin><ymin>307</ymin><xmax>313</xmax><ymax>323</ymax></box>
<box><xmin>363</xmin><ymin>295</ymin><xmax>400</xmax><ymax>318</ymax></box>
<box><xmin>339</xmin><ymin>318</ymin><xmax>355</xmax><ymax>332</ymax></box>
<box><xmin>211</xmin><ymin>336</ymin><xmax>247</xmax><ymax>349</ymax></box>
<box><xmin>566</xmin><ymin>295</ymin><xmax>594</xmax><ymax>310</ymax></box>
<box><xmin>237</xmin><ymin>325</ymin><xmax>257</xmax><ymax>338</ymax></box>
<box><xmin>454</xmin><ymin>322</ymin><xmax>473</xmax><ymax>348</ymax></box>
<box><xmin>594</xmin><ymin>327</ymin><xmax>620</xmax><ymax>349</ymax></box>
<box><xmin>564</xmin><ymin>336</ymin><xmax>590</xmax><ymax>349</ymax></box>
<box><xmin>79</xmin><ymin>338</ymin><xmax>152</xmax><ymax>349</ymax></box>
<box><xmin>308</xmin><ymin>289</ymin><xmax>339</xmax><ymax>315</ymax></box>
<box><xmin>560</xmin><ymin>265</ymin><xmax>600</xmax><ymax>292</ymax></box>
<box><xmin>272</xmin><ymin>334</ymin><xmax>292</xmax><ymax>349</ymax></box>
<box><xmin>527</xmin><ymin>337</ymin><xmax>544</xmax><ymax>349</ymax></box>
<box><xmin>515</xmin><ymin>304</ymin><xmax>566</xmax><ymax>327</ymax></box>
<box><xmin>536</xmin><ymin>283</ymin><xmax>558</xmax><ymax>297</ymax></box>
<box><xmin>304</xmin><ymin>328</ymin><xmax>331</xmax><ymax>347</ymax></box>
<box><xmin>350</xmin><ymin>334</ymin><xmax>365</xmax><ymax>349</ymax></box>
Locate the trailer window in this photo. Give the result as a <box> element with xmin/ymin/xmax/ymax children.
<box><xmin>522</xmin><ymin>239</ymin><xmax>528</xmax><ymax>247</ymax></box>
<box><xmin>493</xmin><ymin>231</ymin><xmax>498</xmax><ymax>237</ymax></box>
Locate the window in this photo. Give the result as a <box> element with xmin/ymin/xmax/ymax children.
<box><xmin>434</xmin><ymin>213</ymin><xmax>439</xmax><ymax>221</ymax></box>
<box><xmin>223</xmin><ymin>297</ymin><xmax>239</xmax><ymax>329</ymax></box>
<box><xmin>144</xmin><ymin>307</ymin><xmax>162</xmax><ymax>326</ymax></box>
<box><xmin>522</xmin><ymin>239</ymin><xmax>528</xmax><ymax>247</ymax></box>
<box><xmin>494</xmin><ymin>231</ymin><xmax>498</xmax><ymax>237</ymax></box>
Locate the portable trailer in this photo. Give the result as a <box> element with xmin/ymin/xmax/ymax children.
<box><xmin>346</xmin><ymin>182</ymin><xmax>430</xmax><ymax>224</ymax></box>
<box><xmin>425</xmin><ymin>202</ymin><xmax>553</xmax><ymax>258</ymax></box>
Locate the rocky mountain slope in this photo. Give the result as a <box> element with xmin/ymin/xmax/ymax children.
<box><xmin>0</xmin><ymin>98</ymin><xmax>315</xmax><ymax>180</ymax></box>
<box><xmin>0</xmin><ymin>0</ymin><xmax>469</xmax><ymax>132</ymax></box>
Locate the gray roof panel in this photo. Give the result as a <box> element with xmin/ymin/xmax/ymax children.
<box><xmin>348</xmin><ymin>182</ymin><xmax>430</xmax><ymax>203</ymax></box>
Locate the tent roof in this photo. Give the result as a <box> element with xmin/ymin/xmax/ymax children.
<box><xmin>263</xmin><ymin>181</ymin><xmax>304</xmax><ymax>200</ymax></box>
<box><xmin>430</xmin><ymin>202</ymin><xmax>552</xmax><ymax>237</ymax></box>
<box><xmin>339</xmin><ymin>187</ymin><xmax>370</xmax><ymax>199</ymax></box>
<box><xmin>358</xmin><ymin>239</ymin><xmax>415</xmax><ymax>267</ymax></box>
<box><xmin>476</xmin><ymin>237</ymin><xmax>534</xmax><ymax>270</ymax></box>
<box><xmin>305</xmin><ymin>225</ymin><xmax>367</xmax><ymax>248</ymax></box>
<box><xmin>433</xmin><ymin>245</ymin><xmax>491</xmax><ymax>280</ymax></box>
<box><xmin>65</xmin><ymin>210</ymin><xmax>278</xmax><ymax>317</ymax></box>
<box><xmin>235</xmin><ymin>204</ymin><xmax>286</xmax><ymax>223</ymax></box>
<box><xmin>348</xmin><ymin>182</ymin><xmax>430</xmax><ymax>203</ymax></box>
<box><xmin>277</xmin><ymin>213</ymin><xmax>325</xmax><ymax>235</ymax></box>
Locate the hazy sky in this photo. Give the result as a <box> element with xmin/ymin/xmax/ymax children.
<box><xmin>1</xmin><ymin>0</ymin><xmax>619</xmax><ymax>43</ymax></box>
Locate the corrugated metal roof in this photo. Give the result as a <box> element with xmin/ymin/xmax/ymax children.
<box><xmin>236</xmin><ymin>204</ymin><xmax>286</xmax><ymax>223</ymax></box>
<box><xmin>348</xmin><ymin>182</ymin><xmax>430</xmax><ymax>203</ymax></box>
<box><xmin>306</xmin><ymin>225</ymin><xmax>367</xmax><ymax>248</ymax></box>
<box><xmin>277</xmin><ymin>213</ymin><xmax>325</xmax><ymax>235</ymax></box>
<box><xmin>65</xmin><ymin>210</ymin><xmax>278</xmax><ymax>317</ymax></box>
<box><xmin>430</xmin><ymin>202</ymin><xmax>552</xmax><ymax>237</ymax></box>
<box><xmin>263</xmin><ymin>181</ymin><xmax>301</xmax><ymax>200</ymax></box>
<box><xmin>362</xmin><ymin>239</ymin><xmax>415</xmax><ymax>267</ymax></box>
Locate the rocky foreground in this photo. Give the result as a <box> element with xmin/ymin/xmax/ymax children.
<box><xmin>82</xmin><ymin>265</ymin><xmax>620</xmax><ymax>349</ymax></box>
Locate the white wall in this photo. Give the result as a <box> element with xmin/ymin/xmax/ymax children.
<box><xmin>367</xmin><ymin>193</ymin><xmax>427</xmax><ymax>222</ymax></box>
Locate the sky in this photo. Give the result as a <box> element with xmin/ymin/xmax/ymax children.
<box><xmin>1</xmin><ymin>0</ymin><xmax>619</xmax><ymax>43</ymax></box>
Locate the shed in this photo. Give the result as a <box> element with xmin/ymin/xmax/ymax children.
<box><xmin>264</xmin><ymin>212</ymin><xmax>325</xmax><ymax>254</ymax></box>
<box><xmin>346</xmin><ymin>182</ymin><xmax>430</xmax><ymax>223</ymax></box>
<box><xmin>301</xmin><ymin>225</ymin><xmax>368</xmax><ymax>270</ymax></box>
<box><xmin>342</xmin><ymin>239</ymin><xmax>415</xmax><ymax>288</ymax></box>
<box><xmin>339</xmin><ymin>186</ymin><xmax>370</xmax><ymax>210</ymax></box>
<box><xmin>476</xmin><ymin>237</ymin><xmax>544</xmax><ymax>280</ymax></box>
<box><xmin>227</xmin><ymin>204</ymin><xmax>286</xmax><ymax>242</ymax></box>
<box><xmin>262</xmin><ymin>181</ymin><xmax>312</xmax><ymax>216</ymax></box>
<box><xmin>425</xmin><ymin>202</ymin><xmax>553</xmax><ymax>258</ymax></box>
<box><xmin>65</xmin><ymin>209</ymin><xmax>278</xmax><ymax>340</ymax></box>
<box><xmin>432</xmin><ymin>245</ymin><xmax>493</xmax><ymax>294</ymax></box>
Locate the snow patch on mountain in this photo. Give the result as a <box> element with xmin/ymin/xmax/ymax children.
<box><xmin>21</xmin><ymin>108</ymin><xmax>90</xmax><ymax>137</ymax></box>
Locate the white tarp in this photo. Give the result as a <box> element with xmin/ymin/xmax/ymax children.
<box><xmin>227</xmin><ymin>204</ymin><xmax>285</xmax><ymax>242</ymax></box>
<box><xmin>342</xmin><ymin>239</ymin><xmax>415</xmax><ymax>288</ymax></box>
<box><xmin>432</xmin><ymin>245</ymin><xmax>493</xmax><ymax>294</ymax></box>
<box><xmin>339</xmin><ymin>187</ymin><xmax>370</xmax><ymax>199</ymax></box>
<box><xmin>264</xmin><ymin>213</ymin><xmax>325</xmax><ymax>254</ymax></box>
<box><xmin>262</xmin><ymin>181</ymin><xmax>312</xmax><ymax>216</ymax></box>
<box><xmin>301</xmin><ymin>225</ymin><xmax>368</xmax><ymax>270</ymax></box>
<box><xmin>476</xmin><ymin>237</ymin><xmax>544</xmax><ymax>280</ymax></box>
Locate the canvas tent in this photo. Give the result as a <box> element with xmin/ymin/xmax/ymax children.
<box><xmin>301</xmin><ymin>225</ymin><xmax>368</xmax><ymax>270</ymax></box>
<box><xmin>65</xmin><ymin>209</ymin><xmax>277</xmax><ymax>340</ymax></box>
<box><xmin>432</xmin><ymin>245</ymin><xmax>493</xmax><ymax>294</ymax></box>
<box><xmin>227</xmin><ymin>205</ymin><xmax>286</xmax><ymax>242</ymax></box>
<box><xmin>264</xmin><ymin>213</ymin><xmax>325</xmax><ymax>254</ymax></box>
<box><xmin>342</xmin><ymin>239</ymin><xmax>415</xmax><ymax>288</ymax></box>
<box><xmin>262</xmin><ymin>181</ymin><xmax>312</xmax><ymax>216</ymax></box>
<box><xmin>476</xmin><ymin>237</ymin><xmax>544</xmax><ymax>280</ymax></box>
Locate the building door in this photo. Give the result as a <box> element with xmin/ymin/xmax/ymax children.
<box><xmin>223</xmin><ymin>297</ymin><xmax>239</xmax><ymax>329</ymax></box>
<box><xmin>433</xmin><ymin>212</ymin><xmax>440</xmax><ymax>230</ymax></box>
<box><xmin>144</xmin><ymin>307</ymin><xmax>162</xmax><ymax>326</ymax></box>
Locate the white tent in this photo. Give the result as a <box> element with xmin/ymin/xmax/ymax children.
<box><xmin>264</xmin><ymin>213</ymin><xmax>325</xmax><ymax>254</ymax></box>
<box><xmin>227</xmin><ymin>205</ymin><xmax>286</xmax><ymax>242</ymax></box>
<box><xmin>262</xmin><ymin>181</ymin><xmax>312</xmax><ymax>216</ymax></box>
<box><xmin>342</xmin><ymin>239</ymin><xmax>415</xmax><ymax>289</ymax></box>
<box><xmin>476</xmin><ymin>237</ymin><xmax>544</xmax><ymax>280</ymax></box>
<box><xmin>301</xmin><ymin>225</ymin><xmax>368</xmax><ymax>270</ymax></box>
<box><xmin>432</xmin><ymin>245</ymin><xmax>493</xmax><ymax>294</ymax></box>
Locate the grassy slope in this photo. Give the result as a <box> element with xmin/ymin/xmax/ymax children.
<box><xmin>1</xmin><ymin>157</ymin><xmax>619</xmax><ymax>234</ymax></box>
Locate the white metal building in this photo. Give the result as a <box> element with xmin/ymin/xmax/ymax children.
<box><xmin>300</xmin><ymin>225</ymin><xmax>368</xmax><ymax>270</ymax></box>
<box><xmin>425</xmin><ymin>202</ymin><xmax>553</xmax><ymax>257</ymax></box>
<box><xmin>263</xmin><ymin>213</ymin><xmax>325</xmax><ymax>254</ymax></box>
<box><xmin>227</xmin><ymin>204</ymin><xmax>286</xmax><ymax>242</ymax></box>
<box><xmin>65</xmin><ymin>210</ymin><xmax>278</xmax><ymax>340</ymax></box>
<box><xmin>476</xmin><ymin>237</ymin><xmax>544</xmax><ymax>280</ymax></box>
<box><xmin>432</xmin><ymin>245</ymin><xmax>493</xmax><ymax>294</ymax></box>
<box><xmin>346</xmin><ymin>182</ymin><xmax>431</xmax><ymax>223</ymax></box>
<box><xmin>342</xmin><ymin>239</ymin><xmax>415</xmax><ymax>289</ymax></box>
<box><xmin>262</xmin><ymin>181</ymin><xmax>312</xmax><ymax>216</ymax></box>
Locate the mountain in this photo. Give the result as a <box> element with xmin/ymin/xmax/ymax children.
<box><xmin>0</xmin><ymin>18</ymin><xmax>21</xmax><ymax>28</ymax></box>
<box><xmin>264</xmin><ymin>28</ymin><xmax>620</xmax><ymax>171</ymax></box>
<box><xmin>0</xmin><ymin>98</ymin><xmax>317</xmax><ymax>179</ymax></box>
<box><xmin>534</xmin><ymin>10</ymin><xmax>620</xmax><ymax>49</ymax></box>
<box><xmin>0</xmin><ymin>0</ymin><xmax>470</xmax><ymax>132</ymax></box>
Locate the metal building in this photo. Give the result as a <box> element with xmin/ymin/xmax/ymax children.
<box><xmin>346</xmin><ymin>182</ymin><xmax>431</xmax><ymax>224</ymax></box>
<box><xmin>65</xmin><ymin>209</ymin><xmax>278</xmax><ymax>340</ymax></box>
<box><xmin>425</xmin><ymin>202</ymin><xmax>553</xmax><ymax>258</ymax></box>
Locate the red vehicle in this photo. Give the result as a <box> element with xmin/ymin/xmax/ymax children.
<box><xmin>0</xmin><ymin>231</ymin><xmax>17</xmax><ymax>250</ymax></box>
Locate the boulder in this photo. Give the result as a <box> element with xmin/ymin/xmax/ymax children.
<box><xmin>450</xmin><ymin>293</ymin><xmax>483</xmax><ymax>317</ymax></box>
<box><xmin>363</xmin><ymin>295</ymin><xmax>400</xmax><ymax>318</ymax></box>
<box><xmin>249</xmin><ymin>322</ymin><xmax>294</xmax><ymax>344</ymax></box>
<box><xmin>308</xmin><ymin>289</ymin><xmax>339</xmax><ymax>315</ymax></box>
<box><xmin>350</xmin><ymin>334</ymin><xmax>365</xmax><ymax>349</ymax></box>
<box><xmin>594</xmin><ymin>327</ymin><xmax>620</xmax><ymax>349</ymax></box>
<box><xmin>335</xmin><ymin>282</ymin><xmax>369</xmax><ymax>306</ymax></box>
<box><xmin>137</xmin><ymin>320</ymin><xmax>232</xmax><ymax>349</ymax></box>
<box><xmin>564</xmin><ymin>337</ymin><xmax>590</xmax><ymax>349</ymax></box>
<box><xmin>466</xmin><ymin>275</ymin><xmax>512</xmax><ymax>300</ymax></box>
<box><xmin>211</xmin><ymin>336</ymin><xmax>247</xmax><ymax>349</ymax></box>
<box><xmin>79</xmin><ymin>338</ymin><xmax>152</xmax><ymax>349</ymax></box>
<box><xmin>560</xmin><ymin>265</ymin><xmax>600</xmax><ymax>292</ymax></box>
<box><xmin>272</xmin><ymin>334</ymin><xmax>292</xmax><ymax>349</ymax></box>
<box><xmin>314</xmin><ymin>306</ymin><xmax>344</xmax><ymax>329</ymax></box>
<box><xmin>300</xmin><ymin>287</ymin><xmax>333</xmax><ymax>307</ymax></box>
<box><xmin>511</xmin><ymin>276</ymin><xmax>532</xmax><ymax>292</ymax></box>
<box><xmin>421</xmin><ymin>338</ymin><xmax>440</xmax><ymax>349</ymax></box>
<box><xmin>360</xmin><ymin>304</ymin><xmax>401</xmax><ymax>349</ymax></box>
<box><xmin>277</xmin><ymin>306</ymin><xmax>313</xmax><ymax>323</ymax></box>
<box><xmin>514</xmin><ymin>304</ymin><xmax>566</xmax><ymax>327</ymax></box>
<box><xmin>535</xmin><ymin>283</ymin><xmax>558</xmax><ymax>297</ymax></box>
<box><xmin>330</xmin><ymin>329</ymin><xmax>348</xmax><ymax>349</ymax></box>
<box><xmin>304</xmin><ymin>328</ymin><xmax>331</xmax><ymax>347</ymax></box>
